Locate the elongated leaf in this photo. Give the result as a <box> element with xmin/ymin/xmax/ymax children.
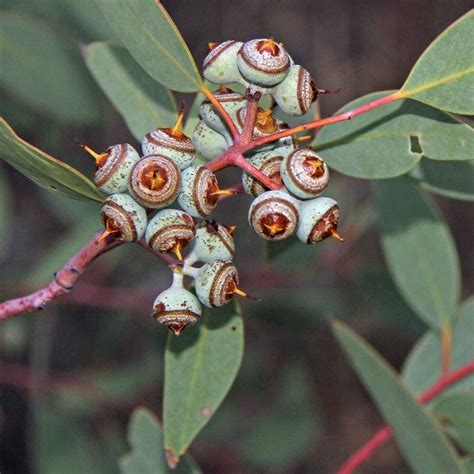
<box><xmin>400</xmin><ymin>11</ymin><xmax>474</xmax><ymax>114</ymax></box>
<box><xmin>313</xmin><ymin>91</ymin><xmax>474</xmax><ymax>179</ymax></box>
<box><xmin>402</xmin><ymin>296</ymin><xmax>474</xmax><ymax>396</ymax></box>
<box><xmin>120</xmin><ymin>408</ymin><xmax>200</xmax><ymax>474</ymax></box>
<box><xmin>0</xmin><ymin>118</ymin><xmax>103</xmax><ymax>202</ymax></box>
<box><xmin>433</xmin><ymin>391</ymin><xmax>474</xmax><ymax>453</ymax></box>
<box><xmin>373</xmin><ymin>176</ymin><xmax>460</xmax><ymax>330</ymax></box>
<box><xmin>164</xmin><ymin>301</ymin><xmax>244</xmax><ymax>464</ymax></box>
<box><xmin>84</xmin><ymin>42</ymin><xmax>177</xmax><ymax>141</ymax></box>
<box><xmin>332</xmin><ymin>320</ymin><xmax>464</xmax><ymax>474</ymax></box>
<box><xmin>411</xmin><ymin>160</ymin><xmax>474</xmax><ymax>201</ymax></box>
<box><xmin>96</xmin><ymin>0</ymin><xmax>202</xmax><ymax>92</ymax></box>
<box><xmin>0</xmin><ymin>12</ymin><xmax>101</xmax><ymax>124</ymax></box>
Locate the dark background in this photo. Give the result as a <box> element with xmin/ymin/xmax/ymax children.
<box><xmin>1</xmin><ymin>1</ymin><xmax>473</xmax><ymax>473</ymax></box>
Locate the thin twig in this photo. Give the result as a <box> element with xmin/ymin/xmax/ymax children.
<box><xmin>201</xmin><ymin>85</ymin><xmax>239</xmax><ymax>138</ymax></box>
<box><xmin>336</xmin><ymin>361</ymin><xmax>474</xmax><ymax>474</ymax></box>
<box><xmin>0</xmin><ymin>231</ymin><xmax>122</xmax><ymax>321</ymax></box>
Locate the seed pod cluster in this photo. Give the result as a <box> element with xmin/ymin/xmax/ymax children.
<box><xmin>83</xmin><ymin>37</ymin><xmax>342</xmax><ymax>336</ymax></box>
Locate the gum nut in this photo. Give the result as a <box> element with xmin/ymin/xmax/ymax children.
<box><xmin>241</xmin><ymin>151</ymin><xmax>283</xmax><ymax>197</ymax></box>
<box><xmin>248</xmin><ymin>189</ymin><xmax>300</xmax><ymax>240</ymax></box>
<box><xmin>195</xmin><ymin>260</ymin><xmax>239</xmax><ymax>307</ymax></box>
<box><xmin>281</xmin><ymin>149</ymin><xmax>329</xmax><ymax>199</ymax></box>
<box><xmin>101</xmin><ymin>193</ymin><xmax>147</xmax><ymax>242</ymax></box>
<box><xmin>296</xmin><ymin>197</ymin><xmax>340</xmax><ymax>244</ymax></box>
<box><xmin>192</xmin><ymin>120</ymin><xmax>228</xmax><ymax>160</ymax></box>
<box><xmin>203</xmin><ymin>40</ymin><xmax>245</xmax><ymax>84</ymax></box>
<box><xmin>191</xmin><ymin>221</ymin><xmax>235</xmax><ymax>263</ymax></box>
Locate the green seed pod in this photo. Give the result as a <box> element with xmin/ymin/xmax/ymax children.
<box><xmin>142</xmin><ymin>110</ymin><xmax>195</xmax><ymax>170</ymax></box>
<box><xmin>248</xmin><ymin>189</ymin><xmax>300</xmax><ymax>240</ymax></box>
<box><xmin>177</xmin><ymin>165</ymin><xmax>223</xmax><ymax>218</ymax></box>
<box><xmin>236</xmin><ymin>106</ymin><xmax>281</xmax><ymax>139</ymax></box>
<box><xmin>190</xmin><ymin>221</ymin><xmax>236</xmax><ymax>263</ymax></box>
<box><xmin>145</xmin><ymin>209</ymin><xmax>196</xmax><ymax>262</ymax></box>
<box><xmin>273</xmin><ymin>64</ymin><xmax>317</xmax><ymax>116</ymax></box>
<box><xmin>199</xmin><ymin>88</ymin><xmax>246</xmax><ymax>138</ymax></box>
<box><xmin>80</xmin><ymin>143</ymin><xmax>140</xmax><ymax>194</ymax></box>
<box><xmin>100</xmin><ymin>193</ymin><xmax>147</xmax><ymax>242</ymax></box>
<box><xmin>128</xmin><ymin>154</ymin><xmax>181</xmax><ymax>209</ymax></box>
<box><xmin>152</xmin><ymin>271</ymin><xmax>202</xmax><ymax>336</ymax></box>
<box><xmin>281</xmin><ymin>149</ymin><xmax>329</xmax><ymax>199</ymax></box>
<box><xmin>192</xmin><ymin>120</ymin><xmax>228</xmax><ymax>160</ymax></box>
<box><xmin>237</xmin><ymin>38</ymin><xmax>291</xmax><ymax>87</ymax></box>
<box><xmin>296</xmin><ymin>197</ymin><xmax>342</xmax><ymax>244</ymax></box>
<box><xmin>203</xmin><ymin>40</ymin><xmax>244</xmax><ymax>85</ymax></box>
<box><xmin>195</xmin><ymin>260</ymin><xmax>241</xmax><ymax>308</ymax></box>
<box><xmin>241</xmin><ymin>151</ymin><xmax>284</xmax><ymax>197</ymax></box>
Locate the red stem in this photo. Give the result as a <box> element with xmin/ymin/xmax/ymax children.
<box><xmin>337</xmin><ymin>360</ymin><xmax>474</xmax><ymax>474</ymax></box>
<box><xmin>0</xmin><ymin>231</ymin><xmax>121</xmax><ymax>320</ymax></box>
<box><xmin>201</xmin><ymin>85</ymin><xmax>239</xmax><ymax>138</ymax></box>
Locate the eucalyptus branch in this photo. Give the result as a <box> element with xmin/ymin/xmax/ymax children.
<box><xmin>0</xmin><ymin>231</ymin><xmax>122</xmax><ymax>321</ymax></box>
<box><xmin>336</xmin><ymin>361</ymin><xmax>474</xmax><ymax>474</ymax></box>
<box><xmin>201</xmin><ymin>84</ymin><xmax>239</xmax><ymax>138</ymax></box>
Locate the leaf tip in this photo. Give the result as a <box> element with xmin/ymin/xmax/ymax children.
<box><xmin>165</xmin><ymin>449</ymin><xmax>180</xmax><ymax>470</ymax></box>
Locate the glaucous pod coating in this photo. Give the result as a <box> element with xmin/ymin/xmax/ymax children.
<box><xmin>192</xmin><ymin>120</ymin><xmax>228</xmax><ymax>160</ymax></box>
<box><xmin>195</xmin><ymin>260</ymin><xmax>240</xmax><ymax>307</ymax></box>
<box><xmin>93</xmin><ymin>143</ymin><xmax>140</xmax><ymax>194</ymax></box>
<box><xmin>241</xmin><ymin>151</ymin><xmax>284</xmax><ymax>197</ymax></box>
<box><xmin>142</xmin><ymin>128</ymin><xmax>195</xmax><ymax>170</ymax></box>
<box><xmin>177</xmin><ymin>165</ymin><xmax>221</xmax><ymax>218</ymax></box>
<box><xmin>145</xmin><ymin>209</ymin><xmax>195</xmax><ymax>261</ymax></box>
<box><xmin>128</xmin><ymin>154</ymin><xmax>181</xmax><ymax>209</ymax></box>
<box><xmin>296</xmin><ymin>197</ymin><xmax>341</xmax><ymax>244</ymax></box>
<box><xmin>248</xmin><ymin>189</ymin><xmax>300</xmax><ymax>240</ymax></box>
<box><xmin>199</xmin><ymin>88</ymin><xmax>246</xmax><ymax>138</ymax></box>
<box><xmin>281</xmin><ymin>149</ymin><xmax>329</xmax><ymax>199</ymax></box>
<box><xmin>203</xmin><ymin>40</ymin><xmax>244</xmax><ymax>85</ymax></box>
<box><xmin>152</xmin><ymin>286</ymin><xmax>202</xmax><ymax>336</ymax></box>
<box><xmin>191</xmin><ymin>221</ymin><xmax>236</xmax><ymax>263</ymax></box>
<box><xmin>237</xmin><ymin>38</ymin><xmax>291</xmax><ymax>87</ymax></box>
<box><xmin>274</xmin><ymin>65</ymin><xmax>318</xmax><ymax>116</ymax></box>
<box><xmin>100</xmin><ymin>193</ymin><xmax>147</xmax><ymax>242</ymax></box>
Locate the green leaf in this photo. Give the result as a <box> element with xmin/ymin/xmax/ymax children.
<box><xmin>96</xmin><ymin>0</ymin><xmax>202</xmax><ymax>92</ymax></box>
<box><xmin>463</xmin><ymin>457</ymin><xmax>474</xmax><ymax>473</ymax></box>
<box><xmin>313</xmin><ymin>91</ymin><xmax>474</xmax><ymax>179</ymax></box>
<box><xmin>400</xmin><ymin>11</ymin><xmax>474</xmax><ymax>114</ymax></box>
<box><xmin>433</xmin><ymin>391</ymin><xmax>474</xmax><ymax>453</ymax></box>
<box><xmin>332</xmin><ymin>320</ymin><xmax>464</xmax><ymax>474</ymax></box>
<box><xmin>411</xmin><ymin>159</ymin><xmax>474</xmax><ymax>201</ymax></box>
<box><xmin>163</xmin><ymin>301</ymin><xmax>244</xmax><ymax>464</ymax></box>
<box><xmin>84</xmin><ymin>42</ymin><xmax>177</xmax><ymax>141</ymax></box>
<box><xmin>238</xmin><ymin>363</ymin><xmax>321</xmax><ymax>470</ymax></box>
<box><xmin>402</xmin><ymin>296</ymin><xmax>474</xmax><ymax>396</ymax></box>
<box><xmin>0</xmin><ymin>118</ymin><xmax>104</xmax><ymax>202</ymax></box>
<box><xmin>120</xmin><ymin>408</ymin><xmax>201</xmax><ymax>474</ymax></box>
<box><xmin>373</xmin><ymin>176</ymin><xmax>460</xmax><ymax>330</ymax></box>
<box><xmin>0</xmin><ymin>12</ymin><xmax>101</xmax><ymax>124</ymax></box>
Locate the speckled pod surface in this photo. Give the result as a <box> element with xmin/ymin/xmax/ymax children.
<box><xmin>274</xmin><ymin>65</ymin><xmax>317</xmax><ymax>116</ymax></box>
<box><xmin>281</xmin><ymin>149</ymin><xmax>329</xmax><ymax>199</ymax></box>
<box><xmin>199</xmin><ymin>91</ymin><xmax>246</xmax><ymax>137</ymax></box>
<box><xmin>203</xmin><ymin>40</ymin><xmax>244</xmax><ymax>85</ymax></box>
<box><xmin>242</xmin><ymin>151</ymin><xmax>284</xmax><ymax>197</ymax></box>
<box><xmin>248</xmin><ymin>189</ymin><xmax>300</xmax><ymax>240</ymax></box>
<box><xmin>195</xmin><ymin>260</ymin><xmax>239</xmax><ymax>307</ymax></box>
<box><xmin>128</xmin><ymin>154</ymin><xmax>181</xmax><ymax>209</ymax></box>
<box><xmin>94</xmin><ymin>144</ymin><xmax>140</xmax><ymax>194</ymax></box>
<box><xmin>192</xmin><ymin>221</ymin><xmax>235</xmax><ymax>263</ymax></box>
<box><xmin>152</xmin><ymin>286</ymin><xmax>202</xmax><ymax>335</ymax></box>
<box><xmin>237</xmin><ymin>39</ymin><xmax>290</xmax><ymax>86</ymax></box>
<box><xmin>145</xmin><ymin>209</ymin><xmax>195</xmax><ymax>255</ymax></box>
<box><xmin>177</xmin><ymin>165</ymin><xmax>220</xmax><ymax>218</ymax></box>
<box><xmin>296</xmin><ymin>197</ymin><xmax>340</xmax><ymax>244</ymax></box>
<box><xmin>142</xmin><ymin>129</ymin><xmax>195</xmax><ymax>170</ymax></box>
<box><xmin>192</xmin><ymin>120</ymin><xmax>228</xmax><ymax>160</ymax></box>
<box><xmin>100</xmin><ymin>193</ymin><xmax>147</xmax><ymax>242</ymax></box>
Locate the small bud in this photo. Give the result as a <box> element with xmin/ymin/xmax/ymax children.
<box><xmin>190</xmin><ymin>221</ymin><xmax>236</xmax><ymax>263</ymax></box>
<box><xmin>128</xmin><ymin>154</ymin><xmax>181</xmax><ymax>209</ymax></box>
<box><xmin>296</xmin><ymin>197</ymin><xmax>342</xmax><ymax>244</ymax></box>
<box><xmin>248</xmin><ymin>190</ymin><xmax>300</xmax><ymax>240</ymax></box>
<box><xmin>203</xmin><ymin>40</ymin><xmax>245</xmax><ymax>85</ymax></box>
<box><xmin>100</xmin><ymin>193</ymin><xmax>147</xmax><ymax>242</ymax></box>
<box><xmin>237</xmin><ymin>38</ymin><xmax>291</xmax><ymax>86</ymax></box>
<box><xmin>281</xmin><ymin>149</ymin><xmax>330</xmax><ymax>199</ymax></box>
<box><xmin>145</xmin><ymin>209</ymin><xmax>196</xmax><ymax>261</ymax></box>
